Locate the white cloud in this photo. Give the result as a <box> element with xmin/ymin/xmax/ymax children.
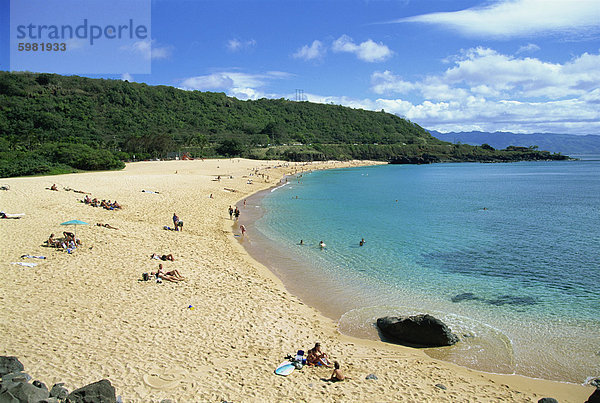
<box><xmin>516</xmin><ymin>43</ymin><xmax>540</xmax><ymax>54</ymax></box>
<box><xmin>293</xmin><ymin>40</ymin><xmax>326</xmax><ymax>61</ymax></box>
<box><xmin>123</xmin><ymin>40</ymin><xmax>172</xmax><ymax>60</ymax></box>
<box><xmin>371</xmin><ymin>70</ymin><xmax>415</xmax><ymax>94</ymax></box>
<box><xmin>179</xmin><ymin>71</ymin><xmax>291</xmax><ymax>100</ymax></box>
<box><xmin>332</xmin><ymin>35</ymin><xmax>393</xmax><ymax>62</ymax></box>
<box><xmin>373</xmin><ymin>47</ymin><xmax>600</xmax><ymax>101</ymax></box>
<box><xmin>227</xmin><ymin>39</ymin><xmax>256</xmax><ymax>52</ymax></box>
<box><xmin>121</xmin><ymin>73</ymin><xmax>133</xmax><ymax>82</ymax></box>
<box><xmin>394</xmin><ymin>0</ymin><xmax>600</xmax><ymax>38</ymax></box>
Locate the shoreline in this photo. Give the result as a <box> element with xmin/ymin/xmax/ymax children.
<box><xmin>0</xmin><ymin>159</ymin><xmax>592</xmax><ymax>402</ymax></box>
<box><xmin>233</xmin><ymin>163</ymin><xmax>597</xmax><ymax>387</ymax></box>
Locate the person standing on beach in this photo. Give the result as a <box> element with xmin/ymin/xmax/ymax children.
<box><xmin>234</xmin><ymin>207</ymin><xmax>240</xmax><ymax>221</ymax></box>
<box><xmin>173</xmin><ymin>213</ymin><xmax>180</xmax><ymax>231</ymax></box>
<box><xmin>240</xmin><ymin>224</ymin><xmax>246</xmax><ymax>237</ymax></box>
<box><xmin>229</xmin><ymin>206</ymin><xmax>234</xmax><ymax>220</ymax></box>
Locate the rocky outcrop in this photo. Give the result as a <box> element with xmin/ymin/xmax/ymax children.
<box><xmin>66</xmin><ymin>379</ymin><xmax>116</xmax><ymax>403</ymax></box>
<box><xmin>377</xmin><ymin>314</ymin><xmax>459</xmax><ymax>347</ymax></box>
<box><xmin>0</xmin><ymin>357</ymin><xmax>24</xmax><ymax>378</ymax></box>
<box><xmin>0</xmin><ymin>356</ymin><xmax>118</xmax><ymax>403</ymax></box>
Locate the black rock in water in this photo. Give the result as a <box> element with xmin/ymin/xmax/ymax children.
<box><xmin>0</xmin><ymin>357</ymin><xmax>24</xmax><ymax>378</ymax></box>
<box><xmin>377</xmin><ymin>314</ymin><xmax>459</xmax><ymax>347</ymax></box>
<box><xmin>586</xmin><ymin>388</ymin><xmax>600</xmax><ymax>403</ymax></box>
<box><xmin>66</xmin><ymin>379</ymin><xmax>116</xmax><ymax>403</ymax></box>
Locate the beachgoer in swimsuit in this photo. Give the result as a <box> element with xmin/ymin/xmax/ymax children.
<box><xmin>240</xmin><ymin>225</ymin><xmax>246</xmax><ymax>236</ymax></box>
<box><xmin>307</xmin><ymin>343</ymin><xmax>332</xmax><ymax>367</ymax></box>
<box><xmin>152</xmin><ymin>264</ymin><xmax>183</xmax><ymax>282</ymax></box>
<box><xmin>319</xmin><ymin>241</ymin><xmax>326</xmax><ymax>249</ymax></box>
<box><xmin>359</xmin><ymin>238</ymin><xmax>365</xmax><ymax>246</ymax></box>
<box><xmin>329</xmin><ymin>361</ymin><xmax>345</xmax><ymax>381</ymax></box>
<box><xmin>173</xmin><ymin>213</ymin><xmax>179</xmax><ymax>231</ymax></box>
<box><xmin>229</xmin><ymin>206</ymin><xmax>234</xmax><ymax>219</ymax></box>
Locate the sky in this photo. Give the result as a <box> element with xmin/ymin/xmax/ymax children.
<box><xmin>2</xmin><ymin>0</ymin><xmax>600</xmax><ymax>135</ymax></box>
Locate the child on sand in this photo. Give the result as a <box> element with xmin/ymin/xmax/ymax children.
<box><xmin>329</xmin><ymin>361</ymin><xmax>345</xmax><ymax>382</ymax></box>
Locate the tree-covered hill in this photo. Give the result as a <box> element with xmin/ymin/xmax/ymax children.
<box><xmin>0</xmin><ymin>71</ymin><xmax>567</xmax><ymax>177</ymax></box>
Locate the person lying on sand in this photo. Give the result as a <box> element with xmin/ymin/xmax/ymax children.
<box><xmin>151</xmin><ymin>253</ymin><xmax>175</xmax><ymax>261</ymax></box>
<box><xmin>97</xmin><ymin>223</ymin><xmax>118</xmax><ymax>230</ymax></box>
<box><xmin>151</xmin><ymin>263</ymin><xmax>184</xmax><ymax>282</ymax></box>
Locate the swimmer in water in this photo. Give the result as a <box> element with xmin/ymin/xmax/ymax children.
<box><xmin>299</xmin><ymin>240</ymin><xmax>304</xmax><ymax>245</ymax></box>
<box><xmin>359</xmin><ymin>238</ymin><xmax>365</xmax><ymax>246</ymax></box>
<box><xmin>319</xmin><ymin>241</ymin><xmax>326</xmax><ymax>249</ymax></box>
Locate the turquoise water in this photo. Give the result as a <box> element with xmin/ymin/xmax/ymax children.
<box><xmin>245</xmin><ymin>159</ymin><xmax>600</xmax><ymax>383</ymax></box>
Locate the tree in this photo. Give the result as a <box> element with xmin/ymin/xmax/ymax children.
<box><xmin>216</xmin><ymin>139</ymin><xmax>244</xmax><ymax>157</ymax></box>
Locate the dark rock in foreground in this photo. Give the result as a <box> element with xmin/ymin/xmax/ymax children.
<box><xmin>66</xmin><ymin>379</ymin><xmax>116</xmax><ymax>403</ymax></box>
<box><xmin>377</xmin><ymin>314</ymin><xmax>459</xmax><ymax>347</ymax></box>
<box><xmin>0</xmin><ymin>357</ymin><xmax>24</xmax><ymax>378</ymax></box>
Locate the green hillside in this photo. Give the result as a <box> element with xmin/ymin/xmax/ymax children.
<box><xmin>0</xmin><ymin>71</ymin><xmax>567</xmax><ymax>177</ymax></box>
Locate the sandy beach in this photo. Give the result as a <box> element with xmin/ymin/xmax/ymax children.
<box><xmin>0</xmin><ymin>159</ymin><xmax>593</xmax><ymax>402</ymax></box>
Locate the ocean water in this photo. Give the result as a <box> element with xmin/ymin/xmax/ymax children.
<box><xmin>240</xmin><ymin>159</ymin><xmax>600</xmax><ymax>384</ymax></box>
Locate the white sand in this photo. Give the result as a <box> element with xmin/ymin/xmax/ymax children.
<box><xmin>0</xmin><ymin>159</ymin><xmax>592</xmax><ymax>402</ymax></box>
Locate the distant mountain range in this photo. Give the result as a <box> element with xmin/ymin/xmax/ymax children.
<box><xmin>429</xmin><ymin>131</ymin><xmax>600</xmax><ymax>155</ymax></box>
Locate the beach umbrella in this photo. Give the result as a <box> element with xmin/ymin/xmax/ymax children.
<box><xmin>60</xmin><ymin>219</ymin><xmax>89</xmax><ymax>238</ymax></box>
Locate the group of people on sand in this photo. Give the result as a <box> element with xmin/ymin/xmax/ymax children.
<box><xmin>82</xmin><ymin>195</ymin><xmax>121</xmax><ymax>210</ymax></box>
<box><xmin>228</xmin><ymin>206</ymin><xmax>240</xmax><ymax>220</ymax></box>
<box><xmin>46</xmin><ymin>232</ymin><xmax>81</xmax><ymax>251</ymax></box>
<box><xmin>303</xmin><ymin>342</ymin><xmax>345</xmax><ymax>382</ymax></box>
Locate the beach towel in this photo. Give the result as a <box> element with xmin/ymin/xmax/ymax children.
<box><xmin>21</xmin><ymin>255</ymin><xmax>46</xmax><ymax>259</ymax></box>
<box><xmin>11</xmin><ymin>262</ymin><xmax>37</xmax><ymax>267</ymax></box>
<box><xmin>0</xmin><ymin>212</ymin><xmax>25</xmax><ymax>219</ymax></box>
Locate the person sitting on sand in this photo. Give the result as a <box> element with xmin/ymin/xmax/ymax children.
<box><xmin>329</xmin><ymin>361</ymin><xmax>345</xmax><ymax>382</ymax></box>
<box><xmin>47</xmin><ymin>233</ymin><xmax>61</xmax><ymax>247</ymax></box>
<box><xmin>152</xmin><ymin>264</ymin><xmax>184</xmax><ymax>282</ymax></box>
<box><xmin>307</xmin><ymin>343</ymin><xmax>332</xmax><ymax>367</ymax></box>
<box><xmin>151</xmin><ymin>253</ymin><xmax>175</xmax><ymax>261</ymax></box>
<box><xmin>50</xmin><ymin>184</ymin><xmax>58</xmax><ymax>191</ymax></box>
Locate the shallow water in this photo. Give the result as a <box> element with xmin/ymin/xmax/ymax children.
<box><xmin>240</xmin><ymin>160</ymin><xmax>600</xmax><ymax>383</ymax></box>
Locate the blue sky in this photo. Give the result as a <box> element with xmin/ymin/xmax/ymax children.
<box><xmin>2</xmin><ymin>0</ymin><xmax>600</xmax><ymax>135</ymax></box>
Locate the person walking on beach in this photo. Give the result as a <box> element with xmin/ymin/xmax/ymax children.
<box><xmin>234</xmin><ymin>207</ymin><xmax>240</xmax><ymax>221</ymax></box>
<box><xmin>240</xmin><ymin>224</ymin><xmax>246</xmax><ymax>237</ymax></box>
<box><xmin>229</xmin><ymin>206</ymin><xmax>234</xmax><ymax>220</ymax></box>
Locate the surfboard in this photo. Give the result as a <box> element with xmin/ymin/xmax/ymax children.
<box><xmin>274</xmin><ymin>360</ymin><xmax>295</xmax><ymax>376</ymax></box>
